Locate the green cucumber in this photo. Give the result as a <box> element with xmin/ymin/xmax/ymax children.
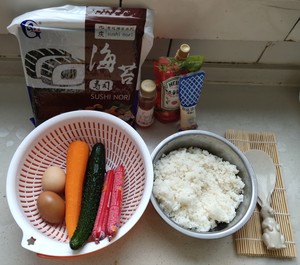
<box><xmin>70</xmin><ymin>142</ymin><xmax>106</xmax><ymax>250</ymax></box>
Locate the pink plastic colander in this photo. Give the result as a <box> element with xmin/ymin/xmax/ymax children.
<box><xmin>6</xmin><ymin>110</ymin><xmax>153</xmax><ymax>257</ymax></box>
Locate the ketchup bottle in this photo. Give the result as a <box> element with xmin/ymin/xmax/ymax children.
<box><xmin>153</xmin><ymin>44</ymin><xmax>190</xmax><ymax>123</ymax></box>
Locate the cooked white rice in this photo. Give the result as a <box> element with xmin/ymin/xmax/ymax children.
<box><xmin>153</xmin><ymin>147</ymin><xmax>245</xmax><ymax>232</ymax></box>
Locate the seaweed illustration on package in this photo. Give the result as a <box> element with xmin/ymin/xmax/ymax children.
<box><xmin>25</xmin><ymin>48</ymin><xmax>70</xmax><ymax>78</ymax></box>
<box><xmin>25</xmin><ymin>48</ymin><xmax>84</xmax><ymax>87</ymax></box>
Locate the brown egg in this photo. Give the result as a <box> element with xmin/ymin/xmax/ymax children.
<box><xmin>42</xmin><ymin>166</ymin><xmax>66</xmax><ymax>193</ymax></box>
<box><xmin>37</xmin><ymin>191</ymin><xmax>65</xmax><ymax>224</ymax></box>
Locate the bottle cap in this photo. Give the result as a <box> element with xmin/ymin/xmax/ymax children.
<box><xmin>140</xmin><ymin>79</ymin><xmax>156</xmax><ymax>98</ymax></box>
<box><xmin>175</xmin><ymin>44</ymin><xmax>190</xmax><ymax>61</ymax></box>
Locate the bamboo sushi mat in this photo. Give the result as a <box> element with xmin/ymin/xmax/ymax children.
<box><xmin>225</xmin><ymin>130</ymin><xmax>296</xmax><ymax>258</ymax></box>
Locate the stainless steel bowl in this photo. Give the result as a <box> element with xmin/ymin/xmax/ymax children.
<box><xmin>150</xmin><ymin>130</ymin><xmax>257</xmax><ymax>239</ymax></box>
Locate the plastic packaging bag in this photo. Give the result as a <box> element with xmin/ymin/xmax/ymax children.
<box><xmin>8</xmin><ymin>5</ymin><xmax>154</xmax><ymax>126</ymax></box>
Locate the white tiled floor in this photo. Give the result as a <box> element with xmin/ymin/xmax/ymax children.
<box><xmin>0</xmin><ymin>76</ymin><xmax>299</xmax><ymax>265</ymax></box>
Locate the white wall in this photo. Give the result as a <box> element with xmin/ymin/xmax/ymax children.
<box><xmin>1</xmin><ymin>0</ymin><xmax>300</xmax><ymax>85</ymax></box>
<box><xmin>2</xmin><ymin>0</ymin><xmax>300</xmax><ymax>41</ymax></box>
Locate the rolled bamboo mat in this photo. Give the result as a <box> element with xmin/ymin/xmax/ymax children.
<box><xmin>225</xmin><ymin>129</ymin><xmax>296</xmax><ymax>258</ymax></box>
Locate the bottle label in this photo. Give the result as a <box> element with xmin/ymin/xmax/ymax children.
<box><xmin>161</xmin><ymin>76</ymin><xmax>180</xmax><ymax>110</ymax></box>
<box><xmin>180</xmin><ymin>105</ymin><xmax>197</xmax><ymax>130</ymax></box>
<box><xmin>136</xmin><ymin>106</ymin><xmax>154</xmax><ymax>127</ymax></box>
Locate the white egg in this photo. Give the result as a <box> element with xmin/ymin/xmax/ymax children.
<box><xmin>42</xmin><ymin>166</ymin><xmax>66</xmax><ymax>193</ymax></box>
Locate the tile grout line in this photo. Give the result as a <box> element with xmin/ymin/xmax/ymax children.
<box><xmin>284</xmin><ymin>17</ymin><xmax>300</xmax><ymax>41</ymax></box>
<box><xmin>166</xmin><ymin>39</ymin><xmax>173</xmax><ymax>57</ymax></box>
<box><xmin>255</xmin><ymin>41</ymin><xmax>273</xmax><ymax>63</ymax></box>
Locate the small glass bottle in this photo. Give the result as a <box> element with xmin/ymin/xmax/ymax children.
<box><xmin>175</xmin><ymin>43</ymin><xmax>190</xmax><ymax>61</ymax></box>
<box><xmin>136</xmin><ymin>79</ymin><xmax>156</xmax><ymax>127</ymax></box>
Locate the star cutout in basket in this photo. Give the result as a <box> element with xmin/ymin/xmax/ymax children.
<box><xmin>27</xmin><ymin>236</ymin><xmax>36</xmax><ymax>245</ymax></box>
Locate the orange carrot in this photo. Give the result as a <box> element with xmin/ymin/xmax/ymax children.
<box><xmin>65</xmin><ymin>140</ymin><xmax>89</xmax><ymax>238</ymax></box>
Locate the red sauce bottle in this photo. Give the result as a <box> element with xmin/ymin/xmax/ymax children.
<box><xmin>153</xmin><ymin>44</ymin><xmax>190</xmax><ymax>123</ymax></box>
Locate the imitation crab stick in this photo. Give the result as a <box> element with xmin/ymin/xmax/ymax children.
<box><xmin>92</xmin><ymin>169</ymin><xmax>115</xmax><ymax>243</ymax></box>
<box><xmin>106</xmin><ymin>164</ymin><xmax>124</xmax><ymax>241</ymax></box>
<box><xmin>64</xmin><ymin>140</ymin><xmax>89</xmax><ymax>238</ymax></box>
